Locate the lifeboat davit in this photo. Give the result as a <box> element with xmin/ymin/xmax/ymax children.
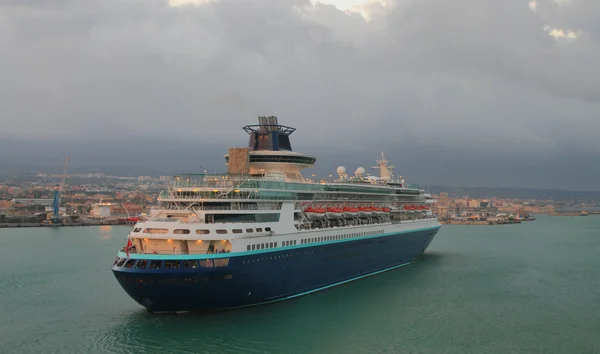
<box><xmin>343</xmin><ymin>207</ymin><xmax>359</xmax><ymax>218</ymax></box>
<box><xmin>358</xmin><ymin>207</ymin><xmax>372</xmax><ymax>217</ymax></box>
<box><xmin>305</xmin><ymin>207</ymin><xmax>326</xmax><ymax>219</ymax></box>
<box><xmin>326</xmin><ymin>207</ymin><xmax>343</xmax><ymax>219</ymax></box>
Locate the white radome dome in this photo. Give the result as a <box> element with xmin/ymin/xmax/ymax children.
<box><xmin>337</xmin><ymin>166</ymin><xmax>346</xmax><ymax>175</ymax></box>
<box><xmin>355</xmin><ymin>167</ymin><xmax>366</xmax><ymax>176</ymax></box>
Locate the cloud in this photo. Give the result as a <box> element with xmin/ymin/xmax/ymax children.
<box><xmin>0</xmin><ymin>0</ymin><xmax>599</xmax><ymax>188</ymax></box>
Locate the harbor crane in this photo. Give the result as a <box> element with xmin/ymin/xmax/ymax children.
<box><xmin>49</xmin><ymin>156</ymin><xmax>70</xmax><ymax>224</ymax></box>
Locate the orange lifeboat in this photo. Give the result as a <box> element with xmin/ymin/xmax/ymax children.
<box><xmin>305</xmin><ymin>207</ymin><xmax>326</xmax><ymax>219</ymax></box>
<box><xmin>358</xmin><ymin>206</ymin><xmax>372</xmax><ymax>217</ymax></box>
<box><xmin>343</xmin><ymin>207</ymin><xmax>359</xmax><ymax>217</ymax></box>
<box><xmin>326</xmin><ymin>207</ymin><xmax>343</xmax><ymax>218</ymax></box>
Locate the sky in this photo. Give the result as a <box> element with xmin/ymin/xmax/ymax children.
<box><xmin>1</xmin><ymin>0</ymin><xmax>600</xmax><ymax>190</ymax></box>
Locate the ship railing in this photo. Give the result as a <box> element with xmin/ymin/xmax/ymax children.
<box><xmin>158</xmin><ymin>192</ymin><xmax>300</xmax><ymax>201</ymax></box>
<box><xmin>170</xmin><ymin>173</ymin><xmax>290</xmax><ymax>189</ymax></box>
<box><xmin>169</xmin><ymin>174</ymin><xmax>423</xmax><ymax>191</ymax></box>
<box><xmin>195</xmin><ymin>204</ymin><xmax>281</xmax><ymax>211</ymax></box>
<box><xmin>144</xmin><ymin>217</ymin><xmax>182</xmax><ymax>222</ymax></box>
<box><xmin>118</xmin><ymin>247</ymin><xmax>232</xmax><ymax>258</ymax></box>
<box><xmin>150</xmin><ymin>203</ymin><xmax>281</xmax><ymax>212</ymax></box>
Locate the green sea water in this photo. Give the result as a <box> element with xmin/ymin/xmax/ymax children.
<box><xmin>0</xmin><ymin>215</ymin><xmax>599</xmax><ymax>354</ymax></box>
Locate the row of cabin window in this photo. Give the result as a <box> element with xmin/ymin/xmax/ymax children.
<box><xmin>245</xmin><ymin>239</ymin><xmax>297</xmax><ymax>252</ymax></box>
<box><xmin>300</xmin><ymin>230</ymin><xmax>383</xmax><ymax>245</ymax></box>
<box><xmin>135</xmin><ymin>227</ymin><xmax>272</xmax><ymax>235</ymax></box>
<box><xmin>247</xmin><ymin>241</ymin><xmax>275</xmax><ymax>251</ymax></box>
<box><xmin>114</xmin><ymin>258</ymin><xmax>229</xmax><ymax>269</ymax></box>
<box><xmin>243</xmin><ymin>230</ymin><xmax>383</xmax><ymax>252</ymax></box>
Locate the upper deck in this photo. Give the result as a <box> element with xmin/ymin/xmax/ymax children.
<box><xmin>156</xmin><ymin>116</ymin><xmax>427</xmax><ymax>204</ymax></box>
<box><xmin>158</xmin><ymin>172</ymin><xmax>424</xmax><ymax>203</ymax></box>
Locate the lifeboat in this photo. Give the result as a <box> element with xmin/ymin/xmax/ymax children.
<box><xmin>343</xmin><ymin>207</ymin><xmax>359</xmax><ymax>218</ymax></box>
<box><xmin>372</xmin><ymin>207</ymin><xmax>383</xmax><ymax>216</ymax></box>
<box><xmin>305</xmin><ymin>207</ymin><xmax>326</xmax><ymax>219</ymax></box>
<box><xmin>382</xmin><ymin>207</ymin><xmax>390</xmax><ymax>213</ymax></box>
<box><xmin>326</xmin><ymin>207</ymin><xmax>343</xmax><ymax>219</ymax></box>
<box><xmin>358</xmin><ymin>207</ymin><xmax>372</xmax><ymax>217</ymax></box>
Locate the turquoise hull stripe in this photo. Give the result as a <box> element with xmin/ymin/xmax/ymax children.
<box><xmin>119</xmin><ymin>224</ymin><xmax>441</xmax><ymax>261</ymax></box>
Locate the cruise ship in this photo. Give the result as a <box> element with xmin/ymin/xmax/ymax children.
<box><xmin>111</xmin><ymin>116</ymin><xmax>441</xmax><ymax>313</ymax></box>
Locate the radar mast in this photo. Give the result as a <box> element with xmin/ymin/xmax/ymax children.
<box><xmin>372</xmin><ymin>151</ymin><xmax>395</xmax><ymax>181</ymax></box>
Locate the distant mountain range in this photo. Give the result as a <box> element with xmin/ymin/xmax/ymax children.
<box><xmin>428</xmin><ymin>185</ymin><xmax>600</xmax><ymax>200</ymax></box>
<box><xmin>0</xmin><ymin>163</ymin><xmax>167</xmax><ymax>178</ymax></box>
<box><xmin>2</xmin><ymin>136</ymin><xmax>600</xmax><ymax>197</ymax></box>
<box><xmin>1</xmin><ymin>164</ymin><xmax>597</xmax><ymax>200</ymax></box>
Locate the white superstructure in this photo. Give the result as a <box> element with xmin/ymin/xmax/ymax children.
<box><xmin>124</xmin><ymin>117</ymin><xmax>438</xmax><ymax>257</ymax></box>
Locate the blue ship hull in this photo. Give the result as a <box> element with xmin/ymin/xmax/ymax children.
<box><xmin>112</xmin><ymin>226</ymin><xmax>440</xmax><ymax>312</ymax></box>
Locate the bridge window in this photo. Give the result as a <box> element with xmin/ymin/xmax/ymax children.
<box><xmin>183</xmin><ymin>260</ymin><xmax>198</xmax><ymax>269</ymax></box>
<box><xmin>246</xmin><ymin>228</ymin><xmax>254</xmax><ymax>233</ymax></box>
<box><xmin>132</xmin><ymin>228</ymin><xmax>142</xmax><ymax>233</ymax></box>
<box><xmin>247</xmin><ymin>245</ymin><xmax>251</xmax><ymax>251</ymax></box>
<box><xmin>265</xmin><ymin>227</ymin><xmax>272</xmax><ymax>232</ymax></box>
<box><xmin>164</xmin><ymin>260</ymin><xmax>180</xmax><ymax>269</ymax></box>
<box><xmin>216</xmin><ymin>229</ymin><xmax>228</xmax><ymax>234</ymax></box>
<box><xmin>149</xmin><ymin>260</ymin><xmax>162</xmax><ymax>269</ymax></box>
<box><xmin>124</xmin><ymin>259</ymin><xmax>136</xmax><ymax>268</ymax></box>
<box><xmin>199</xmin><ymin>259</ymin><xmax>214</xmax><ymax>268</ymax></box>
<box><xmin>256</xmin><ymin>228</ymin><xmax>263</xmax><ymax>232</ymax></box>
<box><xmin>174</xmin><ymin>229</ymin><xmax>190</xmax><ymax>234</ymax></box>
<box><xmin>232</xmin><ymin>229</ymin><xmax>243</xmax><ymax>234</ymax></box>
<box><xmin>196</xmin><ymin>229</ymin><xmax>210</xmax><ymax>234</ymax></box>
<box><xmin>143</xmin><ymin>228</ymin><xmax>168</xmax><ymax>234</ymax></box>
<box><xmin>214</xmin><ymin>258</ymin><xmax>229</xmax><ymax>267</ymax></box>
<box><xmin>135</xmin><ymin>260</ymin><xmax>148</xmax><ymax>269</ymax></box>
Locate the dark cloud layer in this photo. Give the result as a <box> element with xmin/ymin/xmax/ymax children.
<box><xmin>0</xmin><ymin>0</ymin><xmax>599</xmax><ymax>189</ymax></box>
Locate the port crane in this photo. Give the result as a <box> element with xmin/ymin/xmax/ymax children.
<box><xmin>122</xmin><ymin>202</ymin><xmax>131</xmax><ymax>218</ymax></box>
<box><xmin>49</xmin><ymin>156</ymin><xmax>70</xmax><ymax>224</ymax></box>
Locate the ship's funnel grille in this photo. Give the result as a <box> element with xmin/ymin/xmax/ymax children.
<box><xmin>258</xmin><ymin>116</ymin><xmax>279</xmax><ymax>133</ymax></box>
<box><xmin>243</xmin><ymin>116</ymin><xmax>296</xmax><ymax>151</ymax></box>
